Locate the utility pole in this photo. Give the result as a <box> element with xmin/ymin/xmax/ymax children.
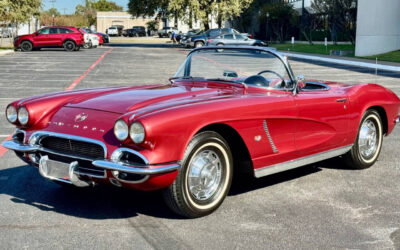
<box><xmin>301</xmin><ymin>0</ymin><xmax>305</xmax><ymax>40</ymax></box>
<box><xmin>49</xmin><ymin>0</ymin><xmax>56</xmax><ymax>9</ymax></box>
<box><xmin>62</xmin><ymin>8</ymin><xmax>67</xmax><ymax>15</ymax></box>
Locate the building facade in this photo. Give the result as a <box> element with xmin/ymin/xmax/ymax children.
<box><xmin>96</xmin><ymin>12</ymin><xmax>160</xmax><ymax>33</ymax></box>
<box><xmin>355</xmin><ymin>0</ymin><xmax>400</xmax><ymax>56</ymax></box>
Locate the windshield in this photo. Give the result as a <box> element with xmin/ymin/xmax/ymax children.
<box><xmin>174</xmin><ymin>48</ymin><xmax>294</xmax><ymax>89</ymax></box>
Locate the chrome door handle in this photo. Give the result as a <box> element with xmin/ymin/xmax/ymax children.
<box><xmin>336</xmin><ymin>98</ymin><xmax>347</xmax><ymax>103</ymax></box>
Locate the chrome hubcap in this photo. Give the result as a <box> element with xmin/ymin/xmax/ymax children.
<box><xmin>358</xmin><ymin>119</ymin><xmax>378</xmax><ymax>158</ymax></box>
<box><xmin>188</xmin><ymin>149</ymin><xmax>222</xmax><ymax>201</ymax></box>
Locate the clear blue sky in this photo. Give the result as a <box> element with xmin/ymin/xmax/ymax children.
<box><xmin>43</xmin><ymin>0</ymin><xmax>130</xmax><ymax>14</ymax></box>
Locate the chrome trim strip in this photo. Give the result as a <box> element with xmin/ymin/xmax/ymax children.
<box><xmin>31</xmin><ymin>131</ymin><xmax>107</xmax><ymax>158</ymax></box>
<box><xmin>92</xmin><ymin>160</ymin><xmax>180</xmax><ymax>175</ymax></box>
<box><xmin>254</xmin><ymin>145</ymin><xmax>353</xmax><ymax>178</ymax></box>
<box><xmin>1</xmin><ymin>140</ymin><xmax>39</xmax><ymax>152</ymax></box>
<box><xmin>263</xmin><ymin>120</ymin><xmax>278</xmax><ymax>153</ymax></box>
<box><xmin>111</xmin><ymin>172</ymin><xmax>150</xmax><ymax>184</ymax></box>
<box><xmin>396</xmin><ymin>116</ymin><xmax>400</xmax><ymax>124</ymax></box>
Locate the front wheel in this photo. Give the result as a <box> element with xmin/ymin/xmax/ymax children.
<box><xmin>163</xmin><ymin>131</ymin><xmax>233</xmax><ymax>218</ymax></box>
<box><xmin>344</xmin><ymin>110</ymin><xmax>383</xmax><ymax>169</ymax></box>
<box><xmin>194</xmin><ymin>41</ymin><xmax>204</xmax><ymax>48</ymax></box>
<box><xmin>20</xmin><ymin>41</ymin><xmax>33</xmax><ymax>52</ymax></box>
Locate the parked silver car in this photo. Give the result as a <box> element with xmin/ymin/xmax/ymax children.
<box><xmin>206</xmin><ymin>33</ymin><xmax>266</xmax><ymax>47</ymax></box>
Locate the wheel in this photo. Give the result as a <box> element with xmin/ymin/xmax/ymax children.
<box><xmin>195</xmin><ymin>41</ymin><xmax>204</xmax><ymax>48</ymax></box>
<box><xmin>216</xmin><ymin>43</ymin><xmax>224</xmax><ymax>52</ymax></box>
<box><xmin>64</xmin><ymin>40</ymin><xmax>76</xmax><ymax>51</ymax></box>
<box><xmin>163</xmin><ymin>131</ymin><xmax>233</xmax><ymax>218</ymax></box>
<box><xmin>158</xmin><ymin>34</ymin><xmax>162</xmax><ymax>38</ymax></box>
<box><xmin>83</xmin><ymin>42</ymin><xmax>91</xmax><ymax>49</ymax></box>
<box><xmin>344</xmin><ymin>110</ymin><xmax>383</xmax><ymax>169</ymax></box>
<box><xmin>135</xmin><ymin>33</ymin><xmax>139</xmax><ymax>37</ymax></box>
<box><xmin>20</xmin><ymin>41</ymin><xmax>33</xmax><ymax>52</ymax></box>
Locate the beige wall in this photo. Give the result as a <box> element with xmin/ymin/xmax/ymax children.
<box><xmin>96</xmin><ymin>12</ymin><xmax>160</xmax><ymax>33</ymax></box>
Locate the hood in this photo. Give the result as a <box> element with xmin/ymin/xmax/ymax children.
<box><xmin>66</xmin><ymin>84</ymin><xmax>235</xmax><ymax>115</ymax></box>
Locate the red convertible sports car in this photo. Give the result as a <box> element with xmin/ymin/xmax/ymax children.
<box><xmin>3</xmin><ymin>47</ymin><xmax>400</xmax><ymax>218</ymax></box>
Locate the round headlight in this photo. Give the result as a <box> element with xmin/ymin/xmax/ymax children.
<box><xmin>18</xmin><ymin>107</ymin><xmax>29</xmax><ymax>125</ymax></box>
<box><xmin>130</xmin><ymin>122</ymin><xmax>145</xmax><ymax>144</ymax></box>
<box><xmin>6</xmin><ymin>105</ymin><xmax>17</xmax><ymax>123</ymax></box>
<box><xmin>114</xmin><ymin>120</ymin><xmax>129</xmax><ymax>141</ymax></box>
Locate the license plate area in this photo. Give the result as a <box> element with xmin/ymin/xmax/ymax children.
<box><xmin>39</xmin><ymin>155</ymin><xmax>70</xmax><ymax>180</ymax></box>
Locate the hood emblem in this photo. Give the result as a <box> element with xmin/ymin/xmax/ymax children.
<box><xmin>75</xmin><ymin>113</ymin><xmax>88</xmax><ymax>123</ymax></box>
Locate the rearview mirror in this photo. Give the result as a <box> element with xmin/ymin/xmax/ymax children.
<box><xmin>223</xmin><ymin>70</ymin><xmax>238</xmax><ymax>78</ymax></box>
<box><xmin>297</xmin><ymin>75</ymin><xmax>306</xmax><ymax>89</ymax></box>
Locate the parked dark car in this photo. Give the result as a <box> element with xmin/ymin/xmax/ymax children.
<box><xmin>96</xmin><ymin>32</ymin><xmax>110</xmax><ymax>43</ymax></box>
<box><xmin>132</xmin><ymin>26</ymin><xmax>146</xmax><ymax>37</ymax></box>
<box><xmin>189</xmin><ymin>28</ymin><xmax>251</xmax><ymax>48</ymax></box>
<box><xmin>14</xmin><ymin>26</ymin><xmax>85</xmax><ymax>52</ymax></box>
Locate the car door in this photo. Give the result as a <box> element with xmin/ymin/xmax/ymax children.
<box><xmin>294</xmin><ymin>85</ymin><xmax>349</xmax><ymax>156</ymax></box>
<box><xmin>234</xmin><ymin>34</ymin><xmax>250</xmax><ymax>45</ymax></box>
<box><xmin>222</xmin><ymin>34</ymin><xmax>235</xmax><ymax>45</ymax></box>
<box><xmin>33</xmin><ymin>28</ymin><xmax>50</xmax><ymax>46</ymax></box>
<box><xmin>49</xmin><ymin>28</ymin><xmax>63</xmax><ymax>46</ymax></box>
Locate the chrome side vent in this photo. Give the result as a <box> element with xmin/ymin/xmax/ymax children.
<box><xmin>263</xmin><ymin>120</ymin><xmax>279</xmax><ymax>154</ymax></box>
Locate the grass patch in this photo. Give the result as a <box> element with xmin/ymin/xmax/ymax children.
<box><xmin>363</xmin><ymin>50</ymin><xmax>400</xmax><ymax>64</ymax></box>
<box><xmin>271</xmin><ymin>43</ymin><xmax>355</xmax><ymax>56</ymax></box>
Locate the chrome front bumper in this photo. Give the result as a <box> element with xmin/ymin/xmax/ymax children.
<box><xmin>2</xmin><ymin>139</ymin><xmax>180</xmax><ymax>185</ymax></box>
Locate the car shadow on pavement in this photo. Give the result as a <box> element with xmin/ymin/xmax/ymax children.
<box><xmin>107</xmin><ymin>43</ymin><xmax>177</xmax><ymax>49</ymax></box>
<box><xmin>0</xmin><ymin>165</ymin><xmax>181</xmax><ymax>220</ymax></box>
<box><xmin>230</xmin><ymin>157</ymin><xmax>353</xmax><ymax>196</ymax></box>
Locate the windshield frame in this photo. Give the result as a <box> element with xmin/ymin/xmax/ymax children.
<box><xmin>175</xmin><ymin>46</ymin><xmax>297</xmax><ymax>92</ymax></box>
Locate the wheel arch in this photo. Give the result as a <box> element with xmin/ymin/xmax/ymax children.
<box><xmin>63</xmin><ymin>39</ymin><xmax>76</xmax><ymax>45</ymax></box>
<box><xmin>366</xmin><ymin>106</ymin><xmax>388</xmax><ymax>135</ymax></box>
<box><xmin>196</xmin><ymin>123</ymin><xmax>253</xmax><ymax>175</ymax></box>
<box><xmin>20</xmin><ymin>39</ymin><xmax>33</xmax><ymax>46</ymax></box>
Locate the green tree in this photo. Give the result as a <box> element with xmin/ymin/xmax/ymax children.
<box><xmin>312</xmin><ymin>0</ymin><xmax>357</xmax><ymax>44</ymax></box>
<box><xmin>75</xmin><ymin>0</ymin><xmax>123</xmax><ymax>26</ymax></box>
<box><xmin>92</xmin><ymin>0</ymin><xmax>123</xmax><ymax>11</ymax></box>
<box><xmin>129</xmin><ymin>0</ymin><xmax>254</xmax><ymax>30</ymax></box>
<box><xmin>260</xmin><ymin>1</ymin><xmax>298</xmax><ymax>43</ymax></box>
<box><xmin>0</xmin><ymin>0</ymin><xmax>41</xmax><ymax>37</ymax></box>
<box><xmin>43</xmin><ymin>8</ymin><xmax>61</xmax><ymax>17</ymax></box>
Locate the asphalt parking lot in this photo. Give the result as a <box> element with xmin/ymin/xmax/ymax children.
<box><xmin>0</xmin><ymin>45</ymin><xmax>399</xmax><ymax>249</ymax></box>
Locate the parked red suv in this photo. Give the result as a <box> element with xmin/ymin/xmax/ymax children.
<box><xmin>14</xmin><ymin>26</ymin><xmax>85</xmax><ymax>52</ymax></box>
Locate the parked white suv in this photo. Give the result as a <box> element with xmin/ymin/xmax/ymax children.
<box><xmin>157</xmin><ymin>27</ymin><xmax>178</xmax><ymax>38</ymax></box>
<box><xmin>106</xmin><ymin>26</ymin><xmax>118</xmax><ymax>36</ymax></box>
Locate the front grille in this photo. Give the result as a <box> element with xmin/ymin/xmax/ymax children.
<box><xmin>40</xmin><ymin>136</ymin><xmax>104</xmax><ymax>160</ymax></box>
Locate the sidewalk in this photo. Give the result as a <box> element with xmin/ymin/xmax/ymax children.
<box><xmin>0</xmin><ymin>50</ymin><xmax>13</xmax><ymax>56</ymax></box>
<box><xmin>281</xmin><ymin>51</ymin><xmax>400</xmax><ymax>72</ymax></box>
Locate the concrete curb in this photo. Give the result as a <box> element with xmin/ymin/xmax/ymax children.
<box><xmin>282</xmin><ymin>52</ymin><xmax>400</xmax><ymax>72</ymax></box>
<box><xmin>0</xmin><ymin>50</ymin><xmax>14</xmax><ymax>56</ymax></box>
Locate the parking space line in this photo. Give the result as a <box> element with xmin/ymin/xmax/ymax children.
<box><xmin>0</xmin><ymin>48</ymin><xmax>114</xmax><ymax>158</ymax></box>
<box><xmin>66</xmin><ymin>48</ymin><xmax>114</xmax><ymax>91</ymax></box>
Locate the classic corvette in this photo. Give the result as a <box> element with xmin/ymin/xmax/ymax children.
<box><xmin>3</xmin><ymin>47</ymin><xmax>400</xmax><ymax>218</ymax></box>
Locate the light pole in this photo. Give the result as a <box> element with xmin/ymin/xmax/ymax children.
<box><xmin>52</xmin><ymin>14</ymin><xmax>55</xmax><ymax>26</ymax></box>
<box><xmin>266</xmin><ymin>12</ymin><xmax>270</xmax><ymax>42</ymax></box>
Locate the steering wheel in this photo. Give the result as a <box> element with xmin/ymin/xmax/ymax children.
<box><xmin>257</xmin><ymin>70</ymin><xmax>285</xmax><ymax>88</ymax></box>
<box><xmin>257</xmin><ymin>70</ymin><xmax>285</xmax><ymax>81</ymax></box>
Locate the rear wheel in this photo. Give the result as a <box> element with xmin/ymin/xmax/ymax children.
<box><xmin>344</xmin><ymin>110</ymin><xmax>383</xmax><ymax>169</ymax></box>
<box><xmin>195</xmin><ymin>41</ymin><xmax>204</xmax><ymax>48</ymax></box>
<box><xmin>163</xmin><ymin>131</ymin><xmax>233</xmax><ymax>218</ymax></box>
<box><xmin>63</xmin><ymin>40</ymin><xmax>76</xmax><ymax>52</ymax></box>
<box><xmin>20</xmin><ymin>41</ymin><xmax>33</xmax><ymax>52</ymax></box>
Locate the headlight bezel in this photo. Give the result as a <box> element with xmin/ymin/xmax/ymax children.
<box><xmin>114</xmin><ymin>119</ymin><xmax>129</xmax><ymax>141</ymax></box>
<box><xmin>129</xmin><ymin>122</ymin><xmax>145</xmax><ymax>144</ymax></box>
<box><xmin>17</xmin><ymin>106</ymin><xmax>29</xmax><ymax>125</ymax></box>
<box><xmin>6</xmin><ymin>105</ymin><xmax>17</xmax><ymax>123</ymax></box>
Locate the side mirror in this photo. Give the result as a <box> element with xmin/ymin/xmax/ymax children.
<box><xmin>297</xmin><ymin>75</ymin><xmax>306</xmax><ymax>89</ymax></box>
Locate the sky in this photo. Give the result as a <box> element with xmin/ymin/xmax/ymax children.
<box><xmin>42</xmin><ymin>0</ymin><xmax>130</xmax><ymax>14</ymax></box>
